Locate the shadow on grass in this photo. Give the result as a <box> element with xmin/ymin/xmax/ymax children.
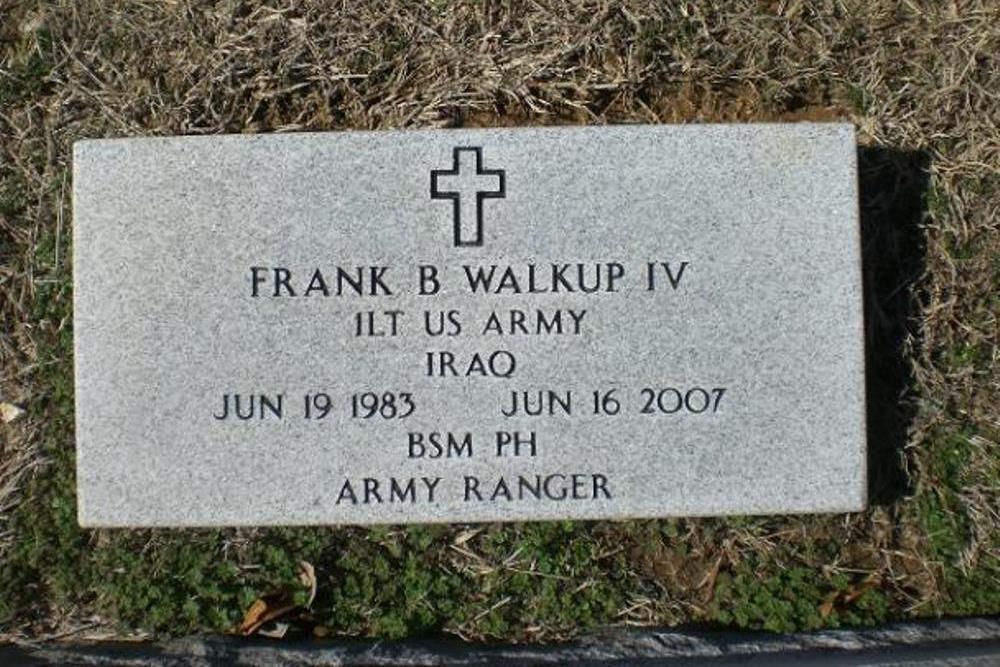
<box><xmin>858</xmin><ymin>146</ymin><xmax>929</xmax><ymax>505</ymax></box>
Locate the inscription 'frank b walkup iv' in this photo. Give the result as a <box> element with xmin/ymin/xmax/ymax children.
<box><xmin>73</xmin><ymin>124</ymin><xmax>866</xmax><ymax>527</ymax></box>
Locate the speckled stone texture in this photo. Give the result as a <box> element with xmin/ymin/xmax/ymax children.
<box><xmin>73</xmin><ymin>124</ymin><xmax>865</xmax><ymax>527</ymax></box>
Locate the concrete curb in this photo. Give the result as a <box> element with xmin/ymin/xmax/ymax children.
<box><xmin>4</xmin><ymin>617</ymin><xmax>1000</xmax><ymax>666</ymax></box>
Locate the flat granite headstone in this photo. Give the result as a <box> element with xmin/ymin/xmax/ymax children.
<box><xmin>73</xmin><ymin>124</ymin><xmax>866</xmax><ymax>527</ymax></box>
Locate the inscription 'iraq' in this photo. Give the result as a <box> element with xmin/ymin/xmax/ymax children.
<box><xmin>72</xmin><ymin>124</ymin><xmax>866</xmax><ymax>527</ymax></box>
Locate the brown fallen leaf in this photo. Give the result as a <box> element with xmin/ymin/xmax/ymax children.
<box><xmin>240</xmin><ymin>596</ymin><xmax>298</xmax><ymax>637</ymax></box>
<box><xmin>238</xmin><ymin>561</ymin><xmax>318</xmax><ymax>637</ymax></box>
<box><xmin>818</xmin><ymin>574</ymin><xmax>880</xmax><ymax>619</ymax></box>
<box><xmin>818</xmin><ymin>591</ymin><xmax>839</xmax><ymax>619</ymax></box>
<box><xmin>239</xmin><ymin>596</ymin><xmax>298</xmax><ymax>636</ymax></box>
<box><xmin>843</xmin><ymin>575</ymin><xmax>880</xmax><ymax>603</ymax></box>
<box><xmin>239</xmin><ymin>598</ymin><xmax>268</xmax><ymax>633</ymax></box>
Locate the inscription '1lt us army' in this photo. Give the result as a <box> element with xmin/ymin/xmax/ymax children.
<box><xmin>73</xmin><ymin>124</ymin><xmax>867</xmax><ymax>527</ymax></box>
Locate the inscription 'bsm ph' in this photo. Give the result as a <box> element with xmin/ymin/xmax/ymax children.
<box><xmin>430</xmin><ymin>146</ymin><xmax>506</xmax><ymax>247</ymax></box>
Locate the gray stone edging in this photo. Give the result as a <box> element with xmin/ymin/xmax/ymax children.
<box><xmin>4</xmin><ymin>617</ymin><xmax>1000</xmax><ymax>666</ymax></box>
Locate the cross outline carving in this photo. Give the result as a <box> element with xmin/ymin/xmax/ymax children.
<box><xmin>430</xmin><ymin>146</ymin><xmax>506</xmax><ymax>247</ymax></box>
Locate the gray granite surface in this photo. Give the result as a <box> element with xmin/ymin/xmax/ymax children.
<box><xmin>73</xmin><ymin>124</ymin><xmax>865</xmax><ymax>526</ymax></box>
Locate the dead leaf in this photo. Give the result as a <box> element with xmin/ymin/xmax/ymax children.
<box><xmin>698</xmin><ymin>556</ymin><xmax>723</xmax><ymax>604</ymax></box>
<box><xmin>239</xmin><ymin>598</ymin><xmax>269</xmax><ymax>635</ymax></box>
<box><xmin>238</xmin><ymin>561</ymin><xmax>318</xmax><ymax>636</ymax></box>
<box><xmin>453</xmin><ymin>528</ymin><xmax>482</xmax><ymax>545</ymax></box>
<box><xmin>0</xmin><ymin>402</ymin><xmax>25</xmax><ymax>424</ymax></box>
<box><xmin>239</xmin><ymin>597</ymin><xmax>297</xmax><ymax>636</ymax></box>
<box><xmin>818</xmin><ymin>574</ymin><xmax>880</xmax><ymax>619</ymax></box>
<box><xmin>818</xmin><ymin>591</ymin><xmax>839</xmax><ymax>619</ymax></box>
<box><xmin>843</xmin><ymin>574</ymin><xmax>880</xmax><ymax>603</ymax></box>
<box><xmin>299</xmin><ymin>561</ymin><xmax>316</xmax><ymax>607</ymax></box>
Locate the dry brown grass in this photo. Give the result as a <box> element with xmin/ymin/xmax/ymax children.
<box><xmin>0</xmin><ymin>0</ymin><xmax>997</xmax><ymax>639</ymax></box>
